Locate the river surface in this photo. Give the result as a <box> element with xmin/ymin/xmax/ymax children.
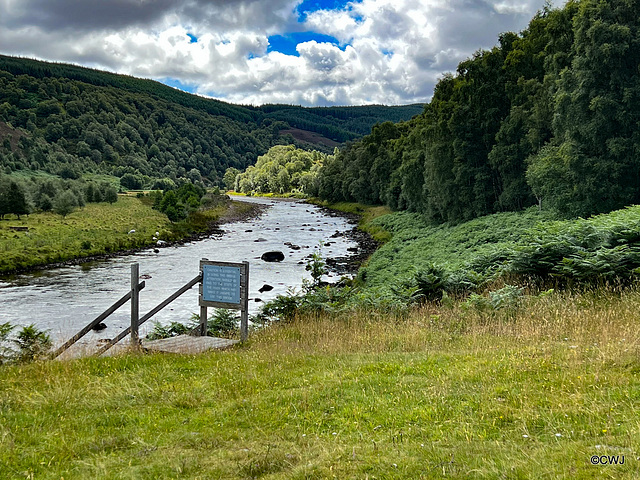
<box><xmin>0</xmin><ymin>196</ymin><xmax>359</xmax><ymax>349</ymax></box>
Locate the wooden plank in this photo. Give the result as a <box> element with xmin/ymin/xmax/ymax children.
<box><xmin>142</xmin><ymin>335</ymin><xmax>238</xmax><ymax>354</ymax></box>
<box><xmin>94</xmin><ymin>274</ymin><xmax>201</xmax><ymax>356</ymax></box>
<box><xmin>198</xmin><ymin>300</ymin><xmax>242</xmax><ymax>309</ymax></box>
<box><xmin>200</xmin><ymin>259</ymin><xmax>246</xmax><ymax>269</ymax></box>
<box><xmin>50</xmin><ymin>281</ymin><xmax>145</xmax><ymax>359</ymax></box>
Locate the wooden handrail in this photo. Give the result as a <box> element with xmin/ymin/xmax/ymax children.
<box><xmin>95</xmin><ymin>274</ymin><xmax>202</xmax><ymax>356</ymax></box>
<box><xmin>50</xmin><ymin>281</ymin><xmax>146</xmax><ymax>359</ymax></box>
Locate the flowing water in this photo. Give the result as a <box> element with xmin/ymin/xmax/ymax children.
<box><xmin>0</xmin><ymin>197</ymin><xmax>359</xmax><ymax>349</ymax></box>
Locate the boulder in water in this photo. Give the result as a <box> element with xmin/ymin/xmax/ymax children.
<box><xmin>261</xmin><ymin>251</ymin><xmax>285</xmax><ymax>262</ymax></box>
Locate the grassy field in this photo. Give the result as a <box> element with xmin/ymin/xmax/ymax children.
<box><xmin>0</xmin><ymin>196</ymin><xmax>171</xmax><ymax>273</ymax></box>
<box><xmin>0</xmin><ymin>288</ymin><xmax>638</xmax><ymax>479</ymax></box>
<box><xmin>0</xmin><ymin>195</ymin><xmax>237</xmax><ymax>274</ymax></box>
<box><xmin>308</xmin><ymin>199</ymin><xmax>393</xmax><ymax>244</ymax></box>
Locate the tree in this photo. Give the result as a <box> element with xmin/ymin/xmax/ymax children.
<box><xmin>0</xmin><ymin>176</ymin><xmax>9</xmax><ymax>219</ymax></box>
<box><xmin>52</xmin><ymin>190</ymin><xmax>78</xmax><ymax>217</ymax></box>
<box><xmin>120</xmin><ymin>173</ymin><xmax>144</xmax><ymax>190</ymax></box>
<box><xmin>537</xmin><ymin>0</ymin><xmax>640</xmax><ymax>216</ymax></box>
<box><xmin>223</xmin><ymin>167</ymin><xmax>240</xmax><ymax>191</ymax></box>
<box><xmin>101</xmin><ymin>183</ymin><xmax>118</xmax><ymax>204</ymax></box>
<box><xmin>6</xmin><ymin>180</ymin><xmax>29</xmax><ymax>218</ymax></box>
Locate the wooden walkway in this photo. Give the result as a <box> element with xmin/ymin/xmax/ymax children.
<box><xmin>141</xmin><ymin>335</ymin><xmax>239</xmax><ymax>354</ymax></box>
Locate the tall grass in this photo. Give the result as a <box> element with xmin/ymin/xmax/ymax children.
<box><xmin>1</xmin><ymin>288</ymin><xmax>638</xmax><ymax>479</ymax></box>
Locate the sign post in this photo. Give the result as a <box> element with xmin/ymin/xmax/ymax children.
<box><xmin>199</xmin><ymin>259</ymin><xmax>249</xmax><ymax>341</ymax></box>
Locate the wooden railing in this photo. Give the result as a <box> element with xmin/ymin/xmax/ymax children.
<box><xmin>51</xmin><ymin>264</ymin><xmax>204</xmax><ymax>359</ymax></box>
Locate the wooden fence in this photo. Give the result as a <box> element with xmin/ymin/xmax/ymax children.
<box><xmin>50</xmin><ymin>260</ymin><xmax>248</xmax><ymax>359</ymax></box>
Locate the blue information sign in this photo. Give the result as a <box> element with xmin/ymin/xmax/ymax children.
<box><xmin>202</xmin><ymin>264</ymin><xmax>241</xmax><ymax>304</ymax></box>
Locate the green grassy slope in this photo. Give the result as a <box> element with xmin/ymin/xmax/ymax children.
<box><xmin>1</xmin><ymin>294</ymin><xmax>638</xmax><ymax>478</ymax></box>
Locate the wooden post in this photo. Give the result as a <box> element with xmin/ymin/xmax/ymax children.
<box><xmin>241</xmin><ymin>261</ymin><xmax>249</xmax><ymax>342</ymax></box>
<box><xmin>131</xmin><ymin>263</ymin><xmax>140</xmax><ymax>348</ymax></box>
<box><xmin>50</xmin><ymin>282</ymin><xmax>145</xmax><ymax>359</ymax></box>
<box><xmin>200</xmin><ymin>305</ymin><xmax>208</xmax><ymax>337</ymax></box>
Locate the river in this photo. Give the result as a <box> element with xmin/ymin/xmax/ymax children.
<box><xmin>0</xmin><ymin>196</ymin><xmax>360</xmax><ymax>350</ymax></box>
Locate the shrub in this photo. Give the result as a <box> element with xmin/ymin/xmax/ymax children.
<box><xmin>12</xmin><ymin>324</ymin><xmax>51</xmax><ymax>363</ymax></box>
<box><xmin>146</xmin><ymin>321</ymin><xmax>191</xmax><ymax>340</ymax></box>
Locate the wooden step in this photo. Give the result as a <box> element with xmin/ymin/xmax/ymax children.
<box><xmin>141</xmin><ymin>334</ymin><xmax>239</xmax><ymax>354</ymax></box>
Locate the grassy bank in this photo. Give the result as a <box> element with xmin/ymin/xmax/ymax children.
<box><xmin>308</xmin><ymin>199</ymin><xmax>393</xmax><ymax>244</ymax></box>
<box><xmin>0</xmin><ymin>288</ymin><xmax>638</xmax><ymax>478</ymax></box>
<box><xmin>0</xmin><ymin>195</ymin><xmax>237</xmax><ymax>274</ymax></box>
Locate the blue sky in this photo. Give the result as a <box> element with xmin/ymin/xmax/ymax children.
<box><xmin>0</xmin><ymin>0</ymin><xmax>558</xmax><ymax>106</ymax></box>
<box><xmin>296</xmin><ymin>0</ymin><xmax>356</xmax><ymax>20</ymax></box>
<box><xmin>267</xmin><ymin>32</ymin><xmax>342</xmax><ymax>56</ymax></box>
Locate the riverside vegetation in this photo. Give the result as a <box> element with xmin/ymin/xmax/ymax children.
<box><xmin>0</xmin><ymin>174</ymin><xmax>240</xmax><ymax>274</ymax></box>
<box><xmin>1</xmin><ymin>202</ymin><xmax>639</xmax><ymax>478</ymax></box>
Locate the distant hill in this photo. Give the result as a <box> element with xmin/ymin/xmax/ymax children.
<box><xmin>0</xmin><ymin>54</ymin><xmax>422</xmax><ymax>186</ymax></box>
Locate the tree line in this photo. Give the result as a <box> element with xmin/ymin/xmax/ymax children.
<box><xmin>0</xmin><ymin>175</ymin><xmax>118</xmax><ymax>219</ymax></box>
<box><xmin>227</xmin><ymin>145</ymin><xmax>331</xmax><ymax>195</ymax></box>
<box><xmin>0</xmin><ymin>54</ymin><xmax>420</xmax><ymax>189</ymax></box>
<box><xmin>315</xmin><ymin>0</ymin><xmax>640</xmax><ymax>221</ymax></box>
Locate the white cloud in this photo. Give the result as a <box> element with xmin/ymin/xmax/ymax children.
<box><xmin>0</xmin><ymin>0</ymin><xmax>560</xmax><ymax>106</ymax></box>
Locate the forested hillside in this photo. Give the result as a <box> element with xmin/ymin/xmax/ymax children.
<box><xmin>315</xmin><ymin>0</ymin><xmax>640</xmax><ymax>221</ymax></box>
<box><xmin>0</xmin><ymin>55</ymin><xmax>421</xmax><ymax>187</ymax></box>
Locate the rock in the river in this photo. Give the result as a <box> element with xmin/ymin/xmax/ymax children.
<box><xmin>258</xmin><ymin>284</ymin><xmax>274</xmax><ymax>293</ymax></box>
<box><xmin>261</xmin><ymin>251</ymin><xmax>285</xmax><ymax>262</ymax></box>
<box><xmin>254</xmin><ymin>238</ymin><xmax>267</xmax><ymax>242</ymax></box>
<box><xmin>92</xmin><ymin>322</ymin><xmax>107</xmax><ymax>331</ymax></box>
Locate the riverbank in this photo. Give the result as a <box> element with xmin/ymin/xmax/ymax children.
<box><xmin>305</xmin><ymin>200</ymin><xmax>391</xmax><ymax>276</ymax></box>
<box><xmin>222</xmin><ymin>194</ymin><xmax>384</xmax><ymax>278</ymax></box>
<box><xmin>0</xmin><ymin>195</ymin><xmax>266</xmax><ymax>276</ymax></box>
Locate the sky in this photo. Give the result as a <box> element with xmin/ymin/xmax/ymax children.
<box><xmin>0</xmin><ymin>0</ymin><xmax>560</xmax><ymax>107</ymax></box>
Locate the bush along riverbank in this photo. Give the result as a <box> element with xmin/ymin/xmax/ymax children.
<box><xmin>0</xmin><ymin>190</ymin><xmax>264</xmax><ymax>275</ymax></box>
<box><xmin>256</xmin><ymin>203</ymin><xmax>640</xmax><ymax>319</ymax></box>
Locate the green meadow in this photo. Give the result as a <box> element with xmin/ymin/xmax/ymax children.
<box><xmin>0</xmin><ymin>194</ymin><xmax>239</xmax><ymax>274</ymax></box>
<box><xmin>0</xmin><ymin>196</ymin><xmax>170</xmax><ymax>273</ymax></box>
<box><xmin>0</xmin><ymin>289</ymin><xmax>638</xmax><ymax>479</ymax></box>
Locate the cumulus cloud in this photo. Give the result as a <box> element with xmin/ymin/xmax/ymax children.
<box><xmin>0</xmin><ymin>0</ymin><xmax>298</xmax><ymax>32</ymax></box>
<box><xmin>0</xmin><ymin>0</ymin><xmax>559</xmax><ymax>106</ymax></box>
